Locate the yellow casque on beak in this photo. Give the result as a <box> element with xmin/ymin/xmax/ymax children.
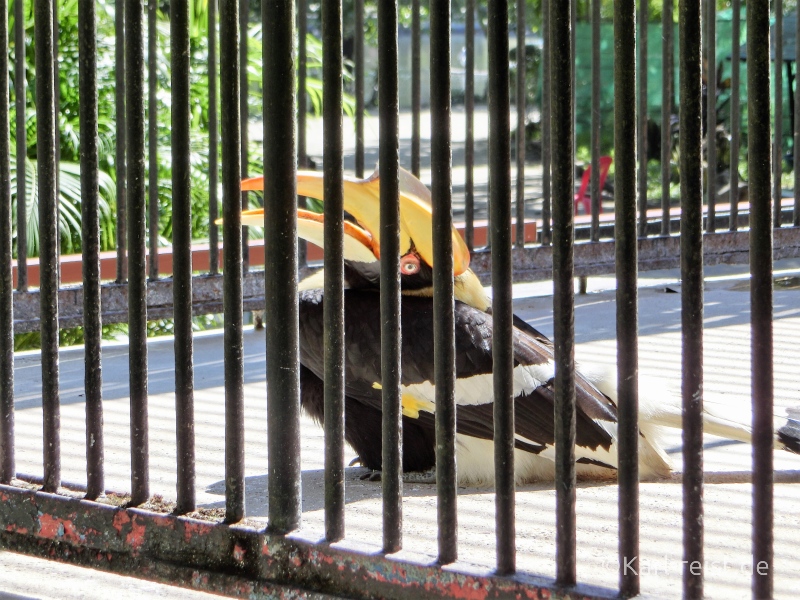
<box><xmin>241</xmin><ymin>166</ymin><xmax>471</xmax><ymax>276</ymax></box>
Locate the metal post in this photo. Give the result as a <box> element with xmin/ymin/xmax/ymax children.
<box><xmin>297</xmin><ymin>0</ymin><xmax>308</xmax><ymax>267</ymax></box>
<box><xmin>322</xmin><ymin>0</ymin><xmax>345</xmax><ymax>543</ymax></box>
<box><xmin>541</xmin><ymin>0</ymin><xmax>551</xmax><ymax>246</ymax></box>
<box><xmin>515</xmin><ymin>0</ymin><xmax>525</xmax><ymax>248</ymax></box>
<box><xmin>796</xmin><ymin>0</ymin><xmax>800</xmax><ymax>226</ymax></box>
<box><xmin>147</xmin><ymin>0</ymin><xmax>159</xmax><ymax>280</ymax></box>
<box><xmin>615</xmin><ymin>0</ymin><xmax>639</xmax><ymax>595</ymax></box>
<box><xmin>209</xmin><ymin>0</ymin><xmax>220</xmax><ymax>274</ymax></box>
<box><xmin>240</xmin><ymin>0</ymin><xmax>250</xmax><ymax>271</ymax></box>
<box><xmin>464</xmin><ymin>0</ymin><xmax>475</xmax><ymax>250</ymax></box>
<box><xmin>637</xmin><ymin>0</ymin><xmax>648</xmax><ymax>237</ymax></box>
<box><xmin>115</xmin><ymin>0</ymin><xmax>128</xmax><ymax>282</ymax></box>
<box><xmin>354</xmin><ymin>0</ymin><xmax>365</xmax><ymax>178</ymax></box>
<box><xmin>748</xmin><ymin>0</ymin><xmax>774</xmax><ymax>596</ymax></box>
<box><xmin>705</xmin><ymin>0</ymin><xmax>716</xmax><ymax>233</ymax></box>
<box><xmin>126</xmin><ymin>0</ymin><xmax>150</xmax><ymax>506</ymax></box>
<box><xmin>661</xmin><ymin>0</ymin><xmax>674</xmax><ymax>236</ymax></box>
<box><xmin>430</xmin><ymin>0</ymin><xmax>456</xmax><ymax>565</ymax></box>
<box><xmin>773</xmin><ymin>0</ymin><xmax>783</xmax><ymax>229</ymax></box>
<box><xmin>35</xmin><ymin>0</ymin><xmax>61</xmax><ymax>494</ymax></box>
<box><xmin>729</xmin><ymin>0</ymin><xmax>740</xmax><ymax>231</ymax></box>
<box><xmin>679</xmin><ymin>0</ymin><xmax>704</xmax><ymax>596</ymax></box>
<box><xmin>489</xmin><ymin>0</ymin><xmax>515</xmax><ymax>576</ymax></box>
<box><xmin>220</xmin><ymin>0</ymin><xmax>245</xmax><ymax>523</ymax></box>
<box><xmin>411</xmin><ymin>0</ymin><xmax>421</xmax><ymax>177</ymax></box>
<box><xmin>590</xmin><ymin>0</ymin><xmax>600</xmax><ymax>242</ymax></box>
<box><xmin>78</xmin><ymin>0</ymin><xmax>105</xmax><ymax>500</ymax></box>
<box><xmin>263</xmin><ymin>0</ymin><xmax>302</xmax><ymax>535</ymax></box>
<box><xmin>14</xmin><ymin>0</ymin><xmax>27</xmax><ymax>291</ymax></box>
<box><xmin>378</xmin><ymin>0</ymin><xmax>403</xmax><ymax>555</ymax></box>
<box><xmin>0</xmin><ymin>0</ymin><xmax>14</xmax><ymax>485</ymax></box>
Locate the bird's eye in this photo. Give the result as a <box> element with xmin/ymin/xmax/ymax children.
<box><xmin>400</xmin><ymin>255</ymin><xmax>420</xmax><ymax>275</ymax></box>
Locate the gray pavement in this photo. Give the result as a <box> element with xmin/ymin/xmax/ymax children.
<box><xmin>4</xmin><ymin>259</ymin><xmax>800</xmax><ymax>598</ymax></box>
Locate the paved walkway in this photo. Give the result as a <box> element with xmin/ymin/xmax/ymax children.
<box><xmin>4</xmin><ymin>260</ymin><xmax>800</xmax><ymax>599</ymax></box>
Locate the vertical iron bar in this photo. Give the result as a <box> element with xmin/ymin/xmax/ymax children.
<box><xmin>590</xmin><ymin>0</ymin><xmax>600</xmax><ymax>242</ymax></box>
<box><xmin>14</xmin><ymin>0</ymin><xmax>27</xmax><ymax>292</ymax></box>
<box><xmin>297</xmin><ymin>0</ymin><xmax>308</xmax><ymax>267</ymax></box>
<box><xmin>171</xmin><ymin>0</ymin><xmax>196</xmax><ymax>514</ymax></box>
<box><xmin>220</xmin><ymin>0</ymin><xmax>245</xmax><ymax>523</ymax></box>
<box><xmin>378</xmin><ymin>0</ymin><xmax>402</xmax><ymax>555</ymax></box>
<box><xmin>661</xmin><ymin>0</ymin><xmax>673</xmax><ymax>236</ymax></box>
<box><xmin>464</xmin><ymin>0</ymin><xmax>475</xmax><ymax>250</ymax></box>
<box><xmin>147</xmin><ymin>0</ymin><xmax>159</xmax><ymax>280</ymax></box>
<box><xmin>354</xmin><ymin>0</ymin><xmax>365</xmax><ymax>178</ymax></box>
<box><xmin>263</xmin><ymin>0</ymin><xmax>301</xmax><ymax>535</ymax></box>
<box><xmin>322</xmin><ymin>0</ymin><xmax>345</xmax><ymax>542</ymax></box>
<box><xmin>52</xmin><ymin>0</ymin><xmax>60</xmax><ymax>281</ymax></box>
<box><xmin>488</xmin><ymin>0</ymin><xmax>515</xmax><ymax>576</ymax></box>
<box><xmin>115</xmin><ymin>0</ymin><xmax>127</xmax><ymax>282</ymax></box>
<box><xmin>209</xmin><ymin>0</ymin><xmax>220</xmax><ymax>274</ymax></box>
<box><xmin>430</xmin><ymin>0</ymin><xmax>456</xmax><ymax>565</ymax></box>
<box><xmin>637</xmin><ymin>0</ymin><xmax>648</xmax><ymax>237</ymax></box>
<box><xmin>679</xmin><ymin>0</ymin><xmax>704</xmax><ymax>596</ymax></box>
<box><xmin>0</xmin><ymin>0</ymin><xmax>14</xmax><ymax>485</ymax></box>
<box><xmin>749</xmin><ymin>0</ymin><xmax>774</xmax><ymax>596</ymax></box>
<box><xmin>35</xmin><ymin>0</ymin><xmax>60</xmax><ymax>494</ymax></box>
<box><xmin>705</xmin><ymin>0</ymin><xmax>716</xmax><ymax>233</ymax></box>
<box><xmin>127</xmin><ymin>0</ymin><xmax>149</xmax><ymax>506</ymax></box>
<box><xmin>515</xmin><ymin>0</ymin><xmax>525</xmax><ymax>248</ymax></box>
<box><xmin>79</xmin><ymin>0</ymin><xmax>104</xmax><ymax>500</ymax></box>
<box><xmin>730</xmin><ymin>0</ymin><xmax>740</xmax><ymax>231</ymax></box>
<box><xmin>796</xmin><ymin>0</ymin><xmax>800</xmax><ymax>227</ymax></box>
<box><xmin>411</xmin><ymin>0</ymin><xmax>421</xmax><ymax>177</ymax></box>
<box><xmin>240</xmin><ymin>0</ymin><xmax>250</xmax><ymax>270</ymax></box>
<box><xmin>615</xmin><ymin>0</ymin><xmax>639</xmax><ymax>595</ymax></box>
<box><xmin>550</xmin><ymin>0</ymin><xmax>575</xmax><ymax>585</ymax></box>
<box><xmin>541</xmin><ymin>0</ymin><xmax>551</xmax><ymax>245</ymax></box>
<box><xmin>773</xmin><ymin>0</ymin><xmax>783</xmax><ymax>229</ymax></box>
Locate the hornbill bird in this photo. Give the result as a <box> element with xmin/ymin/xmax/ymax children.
<box><xmin>238</xmin><ymin>167</ymin><xmax>800</xmax><ymax>485</ymax></box>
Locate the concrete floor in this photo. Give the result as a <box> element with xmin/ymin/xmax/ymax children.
<box><xmin>4</xmin><ymin>260</ymin><xmax>800</xmax><ymax>599</ymax></box>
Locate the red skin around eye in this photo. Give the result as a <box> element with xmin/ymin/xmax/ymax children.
<box><xmin>400</xmin><ymin>253</ymin><xmax>421</xmax><ymax>275</ymax></box>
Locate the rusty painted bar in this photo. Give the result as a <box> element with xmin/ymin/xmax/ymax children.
<box><xmin>515</xmin><ymin>0</ymin><xmax>525</xmax><ymax>249</ymax></box>
<box><xmin>680</xmin><ymin>0</ymin><xmax>704</xmax><ymax>596</ymax></box>
<box><xmin>208</xmin><ymin>0</ymin><xmax>220</xmax><ymax>274</ymax></box>
<box><xmin>773</xmin><ymin>0</ymin><xmax>783</xmax><ymax>230</ymax></box>
<box><xmin>614</xmin><ymin>0</ymin><xmax>639</xmax><ymax>595</ymax></box>
<box><xmin>171</xmin><ymin>0</ymin><xmax>197</xmax><ymax>515</ymax></box>
<box><xmin>322</xmin><ymin>0</ymin><xmax>346</xmax><ymax>543</ymax></box>
<box><xmin>378</xmin><ymin>0</ymin><xmax>403</xmax><ymax>554</ymax></box>
<box><xmin>661</xmin><ymin>0</ymin><xmax>674</xmax><ymax>237</ymax></box>
<box><xmin>147</xmin><ymin>0</ymin><xmax>158</xmax><ymax>281</ymax></box>
<box><xmin>240</xmin><ymin>0</ymin><xmax>250</xmax><ymax>271</ymax></box>
<box><xmin>263</xmin><ymin>0</ymin><xmax>302</xmax><ymax>535</ymax></box>
<box><xmin>590</xmin><ymin>0</ymin><xmax>600</xmax><ymax>242</ymax></box>
<box><xmin>748</xmin><ymin>0</ymin><xmax>774</xmax><ymax>596</ymax></box>
<box><xmin>115</xmin><ymin>0</ymin><xmax>127</xmax><ymax>283</ymax></box>
<box><xmin>0</xmin><ymin>0</ymin><xmax>13</xmax><ymax>485</ymax></box>
<box><xmin>550</xmin><ymin>0</ymin><xmax>575</xmax><ymax>586</ymax></box>
<box><xmin>219</xmin><ymin>0</ymin><xmax>245</xmax><ymax>523</ymax></box>
<box><xmin>488</xmin><ymin>0</ymin><xmax>515</xmax><ymax>575</ymax></box>
<box><xmin>637</xmin><ymin>0</ymin><xmax>647</xmax><ymax>238</ymax></box>
<box><xmin>78</xmin><ymin>0</ymin><xmax>105</xmax><ymax>500</ymax></box>
<box><xmin>354</xmin><ymin>0</ymin><xmax>365</xmax><ymax>178</ymax></box>
<box><xmin>705</xmin><ymin>0</ymin><xmax>716</xmax><ymax>233</ymax></box>
<box><xmin>729</xmin><ymin>0</ymin><xmax>740</xmax><ymax>232</ymax></box>
<box><xmin>35</xmin><ymin>0</ymin><xmax>61</xmax><ymax>494</ymax></box>
<box><xmin>464</xmin><ymin>0</ymin><xmax>475</xmax><ymax>251</ymax></box>
<box><xmin>14</xmin><ymin>0</ymin><xmax>27</xmax><ymax>291</ymax></box>
<box><xmin>411</xmin><ymin>0</ymin><xmax>421</xmax><ymax>177</ymax></box>
<box><xmin>540</xmin><ymin>0</ymin><xmax>551</xmax><ymax>246</ymax></box>
<box><xmin>126</xmin><ymin>0</ymin><xmax>150</xmax><ymax>506</ymax></box>
<box><xmin>430</xmin><ymin>0</ymin><xmax>456</xmax><ymax>564</ymax></box>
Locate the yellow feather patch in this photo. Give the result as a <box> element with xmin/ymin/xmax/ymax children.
<box><xmin>371</xmin><ymin>382</ymin><xmax>436</xmax><ymax>419</ymax></box>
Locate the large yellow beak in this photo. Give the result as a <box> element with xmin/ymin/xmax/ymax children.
<box><xmin>241</xmin><ymin>166</ymin><xmax>471</xmax><ymax>275</ymax></box>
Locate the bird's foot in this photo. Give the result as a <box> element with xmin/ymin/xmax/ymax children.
<box><xmin>402</xmin><ymin>467</ymin><xmax>436</xmax><ymax>484</ymax></box>
<box><xmin>359</xmin><ymin>470</ymin><xmax>382</xmax><ymax>482</ymax></box>
<box><xmin>348</xmin><ymin>456</ymin><xmax>363</xmax><ymax>467</ymax></box>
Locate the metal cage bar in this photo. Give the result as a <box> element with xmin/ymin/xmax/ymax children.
<box><xmin>540</xmin><ymin>0</ymin><xmax>551</xmax><ymax>246</ymax></box>
<box><xmin>35</xmin><ymin>0</ymin><xmax>61</xmax><ymax>494</ymax></box>
<box><xmin>590</xmin><ymin>0</ymin><xmax>600</xmax><ymax>243</ymax></box>
<box><xmin>797</xmin><ymin>0</ymin><xmax>800</xmax><ymax>228</ymax></box>
<box><xmin>208</xmin><ymin>0</ymin><xmax>220</xmax><ymax>275</ymax></box>
<box><xmin>78</xmin><ymin>0</ymin><xmax>105</xmax><ymax>500</ymax></box>
<box><xmin>614</xmin><ymin>0</ymin><xmax>639</xmax><ymax>595</ymax></box>
<box><xmin>126</xmin><ymin>0</ymin><xmax>150</xmax><ymax>506</ymax></box>
<box><xmin>378</xmin><ymin>0</ymin><xmax>403</xmax><ymax>554</ymax></box>
<box><xmin>514</xmin><ymin>0</ymin><xmax>525</xmax><ymax>249</ymax></box>
<box><xmin>430</xmin><ymin>0</ymin><xmax>457</xmax><ymax>565</ymax></box>
<box><xmin>297</xmin><ymin>0</ymin><xmax>308</xmax><ymax>268</ymax></box>
<box><xmin>729</xmin><ymin>0</ymin><xmax>741</xmax><ymax>232</ymax></box>
<box><xmin>637</xmin><ymin>0</ymin><xmax>648</xmax><ymax>238</ymax></box>
<box><xmin>411</xmin><ymin>0</ymin><xmax>421</xmax><ymax>178</ymax></box>
<box><xmin>679</xmin><ymin>0</ymin><xmax>704</xmax><ymax>596</ymax></box>
<box><xmin>489</xmin><ymin>0</ymin><xmax>516</xmax><ymax>575</ymax></box>
<box><xmin>171</xmin><ymin>0</ymin><xmax>197</xmax><ymax>515</ymax></box>
<box><xmin>240</xmin><ymin>0</ymin><xmax>250</xmax><ymax>271</ymax></box>
<box><xmin>0</xmin><ymin>0</ymin><xmax>13</xmax><ymax>486</ymax></box>
<box><xmin>773</xmin><ymin>0</ymin><xmax>783</xmax><ymax>230</ymax></box>
<box><xmin>263</xmin><ymin>0</ymin><xmax>302</xmax><ymax>535</ymax></box>
<box><xmin>464</xmin><ymin>0</ymin><xmax>475</xmax><ymax>251</ymax></box>
<box><xmin>147</xmin><ymin>0</ymin><xmax>159</xmax><ymax>281</ymax></box>
<box><xmin>321</xmin><ymin>0</ymin><xmax>346</xmax><ymax>543</ymax></box>
<box><xmin>220</xmin><ymin>0</ymin><xmax>245</xmax><ymax>523</ymax></box>
<box><xmin>749</xmin><ymin>0</ymin><xmax>775</xmax><ymax>597</ymax></box>
<box><xmin>661</xmin><ymin>0</ymin><xmax>674</xmax><ymax>237</ymax></box>
<box><xmin>354</xmin><ymin>0</ymin><xmax>365</xmax><ymax>178</ymax></box>
<box><xmin>550</xmin><ymin>0</ymin><xmax>576</xmax><ymax>586</ymax></box>
<box><xmin>14</xmin><ymin>0</ymin><xmax>27</xmax><ymax>292</ymax></box>
<box><xmin>705</xmin><ymin>0</ymin><xmax>716</xmax><ymax>234</ymax></box>
<box><xmin>115</xmin><ymin>0</ymin><xmax>127</xmax><ymax>283</ymax></box>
